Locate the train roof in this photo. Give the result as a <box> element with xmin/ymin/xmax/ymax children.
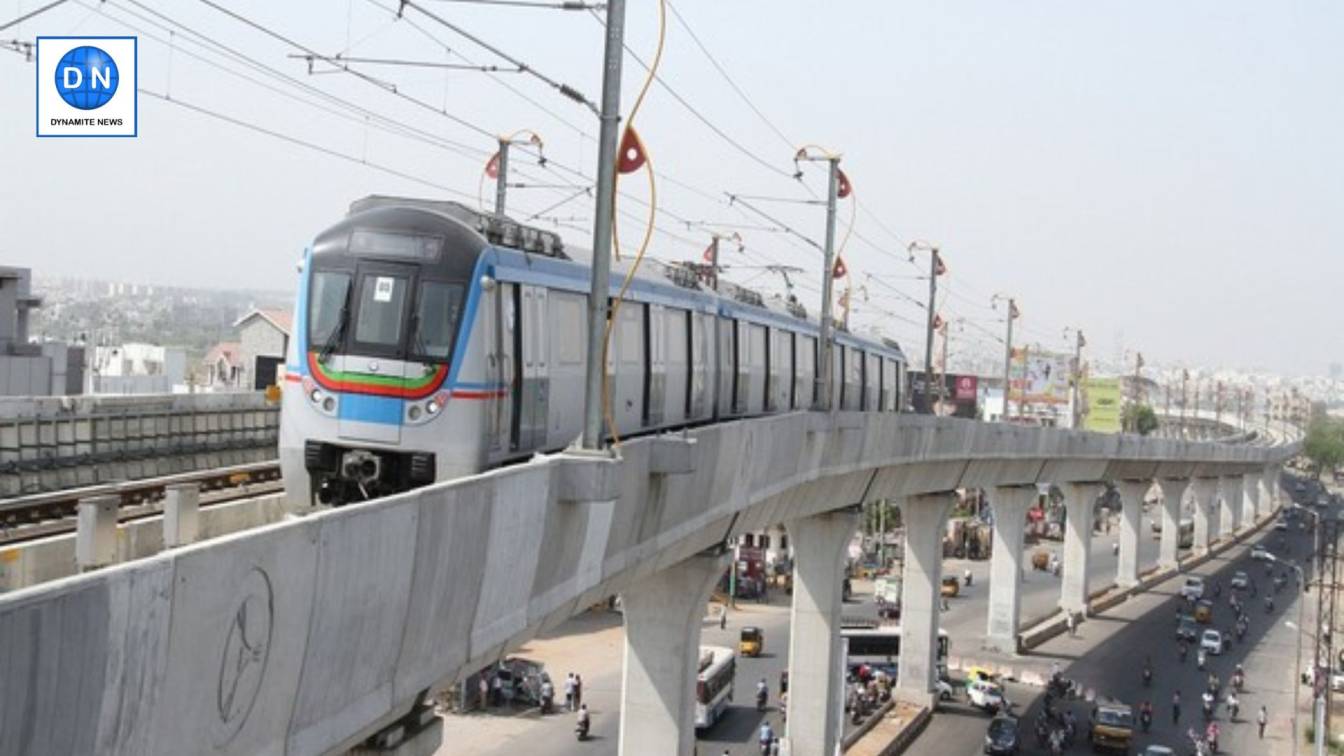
<box><xmin>341</xmin><ymin>196</ymin><xmax>905</xmax><ymax>360</ymax></box>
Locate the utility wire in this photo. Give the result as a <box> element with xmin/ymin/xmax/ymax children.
<box><xmin>424</xmin><ymin>0</ymin><xmax>600</xmax><ymax>8</ymax></box>
<box><xmin>196</xmin><ymin>0</ymin><xmax>501</xmax><ymax>141</ymax></box>
<box><xmin>107</xmin><ymin>0</ymin><xmax>490</xmax><ymax>162</ymax></box>
<box><xmin>400</xmin><ymin>0</ymin><xmax>598</xmax><ymax>114</ymax></box>
<box><xmin>0</xmin><ymin>0</ymin><xmax>71</xmax><ymax>32</ymax></box>
<box><xmin>663</xmin><ymin>0</ymin><xmax>795</xmax><ymax>153</ymax></box>
<box><xmin>588</xmin><ymin>9</ymin><xmax>797</xmax><ymax>182</ymax></box>
<box><xmin>138</xmin><ymin>88</ymin><xmax>480</xmax><ymax>201</ymax></box>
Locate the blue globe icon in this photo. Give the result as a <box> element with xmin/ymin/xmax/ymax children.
<box><xmin>54</xmin><ymin>46</ymin><xmax>119</xmax><ymax>110</ymax></box>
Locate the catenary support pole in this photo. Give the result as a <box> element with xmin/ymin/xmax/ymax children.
<box><xmin>580</xmin><ymin>0</ymin><xmax>626</xmax><ymax>450</ymax></box>
<box><xmin>814</xmin><ymin>157</ymin><xmax>840</xmax><ymax>411</ymax></box>
<box><xmin>493</xmin><ymin>138</ymin><xmax>510</xmax><ymax>218</ymax></box>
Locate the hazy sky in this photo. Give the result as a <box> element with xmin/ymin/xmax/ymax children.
<box><xmin>1</xmin><ymin>1</ymin><xmax>1340</xmax><ymax>375</ymax></box>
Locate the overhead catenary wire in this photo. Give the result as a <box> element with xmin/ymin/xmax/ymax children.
<box><xmin>0</xmin><ymin>0</ymin><xmax>71</xmax><ymax>32</ymax></box>
<box><xmin>398</xmin><ymin>0</ymin><xmax>598</xmax><ymax>114</ymax></box>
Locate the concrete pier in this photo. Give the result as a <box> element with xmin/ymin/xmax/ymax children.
<box><xmin>1114</xmin><ymin>480</ymin><xmax>1147</xmax><ymax>589</ymax></box>
<box><xmin>1158</xmin><ymin>478</ymin><xmax>1188</xmax><ymax>571</ymax></box>
<box><xmin>895</xmin><ymin>492</ymin><xmax>955</xmax><ymax>706</ymax></box>
<box><xmin>1192</xmin><ymin>477</ymin><xmax>1217</xmax><ymax>554</ymax></box>
<box><xmin>618</xmin><ymin>551</ymin><xmax>728</xmax><ymax>756</ymax></box>
<box><xmin>75</xmin><ymin>494</ymin><xmax>118</xmax><ymax>571</ymax></box>
<box><xmin>985</xmin><ymin>485</ymin><xmax>1038</xmax><ymax>654</ymax></box>
<box><xmin>1060</xmin><ymin>482</ymin><xmax>1101</xmax><ymax>615</ymax></box>
<box><xmin>1219</xmin><ymin>475</ymin><xmax>1241</xmax><ymax>536</ymax></box>
<box><xmin>784</xmin><ymin>508</ymin><xmax>861</xmax><ymax>756</ymax></box>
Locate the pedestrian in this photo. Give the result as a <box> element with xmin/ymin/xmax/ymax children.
<box><xmin>491</xmin><ymin>674</ymin><xmax>503</xmax><ymax>707</ymax></box>
<box><xmin>720</xmin><ymin>608</ymin><xmax>727</xmax><ymax>630</ymax></box>
<box><xmin>1258</xmin><ymin>705</ymin><xmax>1268</xmax><ymax>739</ymax></box>
<box><xmin>564</xmin><ymin>673</ymin><xmax>576</xmax><ymax>712</ymax></box>
<box><xmin>1172</xmin><ymin>690</ymin><xmax>1182</xmax><ymax>724</ymax></box>
<box><xmin>941</xmin><ymin>596</ymin><xmax>950</xmax><ymax>612</ymax></box>
<box><xmin>574</xmin><ymin>673</ymin><xmax>583</xmax><ymax>709</ymax></box>
<box><xmin>1066</xmin><ymin>612</ymin><xmax>1077</xmax><ymax>637</ymax></box>
<box><xmin>479</xmin><ymin>675</ymin><xmax>489</xmax><ymax>710</ymax></box>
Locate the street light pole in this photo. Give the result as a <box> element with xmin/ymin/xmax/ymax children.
<box><xmin>580</xmin><ymin>0</ymin><xmax>627</xmax><ymax>450</ymax></box>
<box><xmin>907</xmin><ymin>241</ymin><xmax>941</xmax><ymax>414</ymax></box>
<box><xmin>993</xmin><ymin>295</ymin><xmax>1017</xmax><ymax>422</ymax></box>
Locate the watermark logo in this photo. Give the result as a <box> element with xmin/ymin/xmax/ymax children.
<box><xmin>36</xmin><ymin>36</ymin><xmax>137</xmax><ymax>137</ymax></box>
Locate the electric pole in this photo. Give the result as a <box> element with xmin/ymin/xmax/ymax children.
<box><xmin>937</xmin><ymin>319</ymin><xmax>949</xmax><ymax>412</ymax></box>
<box><xmin>493</xmin><ymin>138</ymin><xmax>510</xmax><ymax>218</ymax></box>
<box><xmin>1070</xmin><ymin>329</ymin><xmax>1085</xmax><ymax>429</ymax></box>
<box><xmin>908</xmin><ymin>241</ymin><xmax>941</xmax><ymax>414</ymax></box>
<box><xmin>993</xmin><ymin>295</ymin><xmax>1017</xmax><ymax>422</ymax></box>
<box><xmin>794</xmin><ymin>150</ymin><xmax>843</xmax><ymax>410</ymax></box>
<box><xmin>708</xmin><ymin>234</ymin><xmax>720</xmax><ymax>292</ymax></box>
<box><xmin>580</xmin><ymin>0</ymin><xmax>626</xmax><ymax>450</ymax></box>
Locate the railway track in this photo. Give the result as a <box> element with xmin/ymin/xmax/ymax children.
<box><xmin>0</xmin><ymin>461</ymin><xmax>283</xmax><ymax>545</ymax></box>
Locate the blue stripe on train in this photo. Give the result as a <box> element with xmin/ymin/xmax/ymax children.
<box><xmin>338</xmin><ymin>392</ymin><xmax>403</xmax><ymax>425</ymax></box>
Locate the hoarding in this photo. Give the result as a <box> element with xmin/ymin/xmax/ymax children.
<box><xmin>1083</xmin><ymin>377</ymin><xmax>1123</xmax><ymax>433</ymax></box>
<box><xmin>910</xmin><ymin>371</ymin><xmax>980</xmax><ymax>418</ymax></box>
<box><xmin>1007</xmin><ymin>348</ymin><xmax>1072</xmax><ymax>406</ymax></box>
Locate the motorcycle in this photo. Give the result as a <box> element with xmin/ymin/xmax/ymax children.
<box><xmin>1202</xmin><ymin>693</ymin><xmax>1215</xmax><ymax>721</ymax></box>
<box><xmin>1197</xmin><ymin>650</ymin><xmax>1207</xmax><ymax>670</ymax></box>
<box><xmin>756</xmin><ymin>687</ymin><xmax>769</xmax><ymax>712</ymax></box>
<box><xmin>1266</xmin><ymin>597</ymin><xmax>1275</xmax><ymax>613</ymax></box>
<box><xmin>1143</xmin><ymin>667</ymin><xmax>1153</xmax><ymax>687</ymax></box>
<box><xmin>1232</xmin><ymin>672</ymin><xmax>1244</xmax><ymax>692</ymax></box>
<box><xmin>1140</xmin><ymin>708</ymin><xmax>1153</xmax><ymax>733</ymax></box>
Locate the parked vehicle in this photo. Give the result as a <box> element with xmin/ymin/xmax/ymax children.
<box><xmin>941</xmin><ymin>576</ymin><xmax>961</xmax><ymax>598</ymax></box>
<box><xmin>1231</xmin><ymin>571</ymin><xmax>1249</xmax><ymax>590</ymax></box>
<box><xmin>1251</xmin><ymin>545</ymin><xmax>1271</xmax><ymax>561</ymax></box>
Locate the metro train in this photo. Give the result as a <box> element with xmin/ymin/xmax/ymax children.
<box><xmin>279</xmin><ymin>195</ymin><xmax>910</xmax><ymax>506</ymax></box>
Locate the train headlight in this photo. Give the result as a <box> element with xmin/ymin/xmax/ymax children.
<box><xmin>310</xmin><ymin>389</ymin><xmax>322</xmax><ymax>403</ymax></box>
<box><xmin>322</xmin><ymin>397</ymin><xmax>335</xmax><ymax>412</ymax></box>
<box><xmin>408</xmin><ymin>405</ymin><xmax>422</xmax><ymax>420</ymax></box>
<box><xmin>426</xmin><ymin>401</ymin><xmax>440</xmax><ymax>415</ymax></box>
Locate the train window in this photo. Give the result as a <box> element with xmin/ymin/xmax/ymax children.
<box><xmin>309</xmin><ymin>271</ymin><xmax>351</xmax><ymax>348</ymax></box>
<box><xmin>354</xmin><ymin>273</ymin><xmax>409</xmax><ymax>347</ymax></box>
<box><xmin>412</xmin><ymin>281</ymin><xmax>464</xmax><ymax>361</ymax></box>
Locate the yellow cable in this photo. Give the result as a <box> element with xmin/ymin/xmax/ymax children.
<box><xmin>601</xmin><ymin>0</ymin><xmax>666</xmax><ymax>447</ymax></box>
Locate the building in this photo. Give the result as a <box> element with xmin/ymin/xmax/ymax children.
<box><xmin>234</xmin><ymin>308</ymin><xmax>291</xmax><ymax>389</ymax></box>
<box><xmin>0</xmin><ymin>267</ymin><xmax>83</xmax><ymax>396</ymax></box>
<box><xmin>88</xmin><ymin>342</ymin><xmax>187</xmax><ymax>394</ymax></box>
<box><xmin>201</xmin><ymin>341</ymin><xmax>244</xmax><ymax>390</ymax></box>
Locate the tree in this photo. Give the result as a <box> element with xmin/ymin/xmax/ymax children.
<box><xmin>1303</xmin><ymin>417</ymin><xmax>1344</xmax><ymax>480</ymax></box>
<box><xmin>1122</xmin><ymin>403</ymin><xmax>1159</xmax><ymax>435</ymax></box>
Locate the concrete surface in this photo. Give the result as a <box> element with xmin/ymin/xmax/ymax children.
<box><xmin>0</xmin><ymin>411</ymin><xmax>1294</xmax><ymax>756</ymax></box>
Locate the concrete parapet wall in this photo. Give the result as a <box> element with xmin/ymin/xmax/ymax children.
<box><xmin>0</xmin><ymin>492</ymin><xmax>290</xmax><ymax>593</ymax></box>
<box><xmin>0</xmin><ymin>392</ymin><xmax>278</xmax><ymax>496</ymax></box>
<box><xmin>0</xmin><ymin>411</ymin><xmax>1297</xmax><ymax>756</ymax></box>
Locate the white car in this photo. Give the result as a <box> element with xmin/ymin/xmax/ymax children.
<box><xmin>1181</xmin><ymin>576</ymin><xmax>1205</xmax><ymax>601</ymax></box>
<box><xmin>967</xmin><ymin>680</ymin><xmax>1006</xmax><ymax>713</ymax></box>
<box><xmin>1201</xmin><ymin>629</ymin><xmax>1224</xmax><ymax>655</ymax></box>
<box><xmin>1251</xmin><ymin>545</ymin><xmax>1271</xmax><ymax>561</ymax></box>
<box><xmin>934</xmin><ymin>677</ymin><xmax>956</xmax><ymax>702</ymax></box>
<box><xmin>1231</xmin><ymin>571</ymin><xmax>1249</xmax><ymax>590</ymax></box>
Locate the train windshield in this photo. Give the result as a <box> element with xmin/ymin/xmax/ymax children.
<box><xmin>309</xmin><ymin>271</ymin><xmax>352</xmax><ymax>351</ymax></box>
<box><xmin>411</xmin><ymin>281</ymin><xmax>464</xmax><ymax>361</ymax></box>
<box><xmin>353</xmin><ymin>272</ymin><xmax>409</xmax><ymax>347</ymax></box>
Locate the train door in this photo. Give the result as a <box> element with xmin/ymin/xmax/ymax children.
<box><xmin>716</xmin><ymin>316</ymin><xmax>734</xmax><ymax>417</ymax></box>
<box><xmin>661</xmin><ymin>306</ymin><xmax>688</xmax><ymax>426</ymax></box>
<box><xmin>689</xmin><ymin>311</ymin><xmax>711</xmax><ymax>420</ymax></box>
<box><xmin>865</xmin><ymin>352</ymin><xmax>881</xmax><ymax>410</ymax></box>
<box><xmin>644</xmin><ymin>303</ymin><xmax>666</xmax><ymax>427</ymax></box>
<box><xmin>795</xmin><ymin>334</ymin><xmax>816</xmax><ymax>410</ymax></box>
<box><xmin>607</xmin><ymin>301</ymin><xmax>645</xmax><ymax>436</ymax></box>
<box><xmin>338</xmin><ymin>262</ymin><xmax>415</xmax><ymax>444</ymax></box>
<box><xmin>490</xmin><ymin>282</ymin><xmax>516</xmax><ymax>454</ymax></box>
<box><xmin>517</xmin><ymin>285</ymin><xmax>550</xmax><ymax>451</ymax></box>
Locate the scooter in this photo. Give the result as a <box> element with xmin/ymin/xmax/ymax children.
<box><xmin>1140</xmin><ymin>708</ymin><xmax>1153</xmax><ymax>733</ymax></box>
<box><xmin>541</xmin><ymin>692</ymin><xmax>554</xmax><ymax>715</ymax></box>
<box><xmin>756</xmin><ymin>687</ymin><xmax>769</xmax><ymax>712</ymax></box>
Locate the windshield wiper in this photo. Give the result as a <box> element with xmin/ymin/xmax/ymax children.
<box><xmin>318</xmin><ymin>286</ymin><xmax>351</xmax><ymax>365</ymax></box>
<box><xmin>408</xmin><ymin>312</ymin><xmax>431</xmax><ymax>361</ymax></box>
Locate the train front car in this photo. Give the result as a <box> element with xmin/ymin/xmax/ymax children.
<box><xmin>280</xmin><ymin>196</ymin><xmax>547</xmax><ymax>506</ymax></box>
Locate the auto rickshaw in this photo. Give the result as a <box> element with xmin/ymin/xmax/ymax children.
<box><xmin>1031</xmin><ymin>550</ymin><xmax>1051</xmax><ymax>571</ymax></box>
<box><xmin>1195</xmin><ymin>599</ymin><xmax>1214</xmax><ymax>624</ymax></box>
<box><xmin>739</xmin><ymin>626</ymin><xmax>763</xmax><ymax>657</ymax></box>
<box><xmin>941</xmin><ymin>576</ymin><xmax>961</xmax><ymax>598</ymax></box>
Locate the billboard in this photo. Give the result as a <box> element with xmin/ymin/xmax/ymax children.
<box><xmin>1007</xmin><ymin>348</ymin><xmax>1072</xmax><ymax>406</ymax></box>
<box><xmin>910</xmin><ymin>371</ymin><xmax>979</xmax><ymax>418</ymax></box>
<box><xmin>1083</xmin><ymin>377</ymin><xmax>1123</xmax><ymax>433</ymax></box>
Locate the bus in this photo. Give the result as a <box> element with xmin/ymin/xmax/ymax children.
<box><xmin>841</xmin><ymin>621</ymin><xmax>950</xmax><ymax>680</ymax></box>
<box><xmin>695</xmin><ymin>645</ymin><xmax>736</xmax><ymax>729</ymax></box>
